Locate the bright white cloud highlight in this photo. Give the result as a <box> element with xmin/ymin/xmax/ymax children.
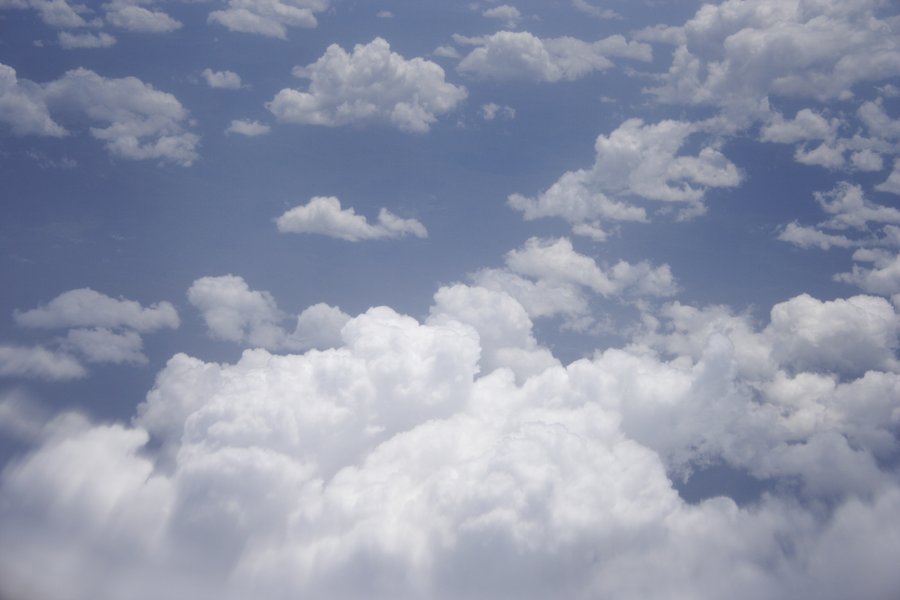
<box><xmin>208</xmin><ymin>0</ymin><xmax>328</xmax><ymax>39</ymax></box>
<box><xmin>456</xmin><ymin>31</ymin><xmax>651</xmax><ymax>82</ymax></box>
<box><xmin>2</xmin><ymin>289</ymin><xmax>900</xmax><ymax>599</ymax></box>
<box><xmin>268</xmin><ymin>38</ymin><xmax>467</xmax><ymax>133</ymax></box>
<box><xmin>276</xmin><ymin>196</ymin><xmax>427</xmax><ymax>241</ymax></box>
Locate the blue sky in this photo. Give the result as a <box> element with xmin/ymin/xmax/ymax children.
<box><xmin>2</xmin><ymin>1</ymin><xmax>900</xmax><ymax>598</ymax></box>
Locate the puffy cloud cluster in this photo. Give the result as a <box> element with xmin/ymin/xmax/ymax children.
<box><xmin>0</xmin><ymin>63</ymin><xmax>199</xmax><ymax>165</ymax></box>
<box><xmin>209</xmin><ymin>0</ymin><xmax>328</xmax><ymax>39</ymax></box>
<box><xmin>482</xmin><ymin>4</ymin><xmax>521</xmax><ymax>29</ymax></box>
<box><xmin>275</xmin><ymin>196</ymin><xmax>428</xmax><ymax>241</ymax></box>
<box><xmin>0</xmin><ymin>0</ymin><xmax>181</xmax><ymax>41</ymax></box>
<box><xmin>509</xmin><ymin>118</ymin><xmax>741</xmax><ymax>235</ymax></box>
<box><xmin>0</xmin><ymin>289</ymin><xmax>180</xmax><ymax>378</ymax></box>
<box><xmin>58</xmin><ymin>31</ymin><xmax>117</xmax><ymax>49</ymax></box>
<box><xmin>472</xmin><ymin>237</ymin><xmax>677</xmax><ymax>329</ymax></box>
<box><xmin>643</xmin><ymin>0</ymin><xmax>900</xmax><ymax>114</ymax></box>
<box><xmin>778</xmin><ymin>182</ymin><xmax>900</xmax><ymax>294</ymax></box>
<box><xmin>187</xmin><ymin>274</ymin><xmax>350</xmax><ymax>352</ymax></box>
<box><xmin>759</xmin><ymin>99</ymin><xmax>900</xmax><ymax>172</ymax></box>
<box><xmin>104</xmin><ymin>1</ymin><xmax>181</xmax><ymax>33</ymax></box>
<box><xmin>455</xmin><ymin>31</ymin><xmax>651</xmax><ymax>82</ymax></box>
<box><xmin>268</xmin><ymin>38</ymin><xmax>467</xmax><ymax>133</ymax></box>
<box><xmin>1</xmin><ymin>286</ymin><xmax>899</xmax><ymax>599</ymax></box>
<box><xmin>225</xmin><ymin>119</ymin><xmax>270</xmax><ymax>136</ymax></box>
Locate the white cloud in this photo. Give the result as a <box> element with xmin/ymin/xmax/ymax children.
<box><xmin>480</xmin><ymin>102</ymin><xmax>515</xmax><ymax>121</ymax></box>
<box><xmin>202</xmin><ymin>68</ymin><xmax>242</xmax><ymax>89</ymax></box>
<box><xmin>0</xmin><ymin>64</ymin><xmax>198</xmax><ymax>164</ymax></box>
<box><xmin>208</xmin><ymin>0</ymin><xmax>328</xmax><ymax>39</ymax></box>
<box><xmin>15</xmin><ymin>288</ymin><xmax>179</xmax><ymax>332</ymax></box>
<box><xmin>508</xmin><ymin>118</ymin><xmax>741</xmax><ymax>231</ymax></box>
<box><xmin>778</xmin><ymin>222</ymin><xmax>856</xmax><ymax>250</ymax></box>
<box><xmin>104</xmin><ymin>2</ymin><xmax>182</xmax><ymax>33</ymax></box>
<box><xmin>0</xmin><ymin>63</ymin><xmax>65</xmax><ymax>136</ymax></box>
<box><xmin>276</xmin><ymin>196</ymin><xmax>427</xmax><ymax>241</ymax></box>
<box><xmin>482</xmin><ymin>4</ymin><xmax>521</xmax><ymax>29</ymax></box>
<box><xmin>225</xmin><ymin>119</ymin><xmax>270</xmax><ymax>136</ymax></box>
<box><xmin>23</xmin><ymin>67</ymin><xmax>198</xmax><ymax>165</ymax></box>
<box><xmin>58</xmin><ymin>31</ymin><xmax>117</xmax><ymax>49</ymax></box>
<box><xmin>268</xmin><ymin>38</ymin><xmax>467</xmax><ymax>133</ymax></box>
<box><xmin>0</xmin><ymin>344</ymin><xmax>85</xmax><ymax>380</ymax></box>
<box><xmin>3</xmin><ymin>289</ymin><xmax>900</xmax><ymax>598</ymax></box>
<box><xmin>187</xmin><ymin>275</ymin><xmax>287</xmax><ymax>349</ymax></box>
<box><xmin>433</xmin><ymin>45</ymin><xmax>461</xmax><ymax>59</ymax></box>
<box><xmin>0</xmin><ymin>0</ymin><xmax>88</xmax><ymax>28</ymax></box>
<box><xmin>186</xmin><ymin>275</ymin><xmax>350</xmax><ymax>352</ymax></box>
<box><xmin>876</xmin><ymin>159</ymin><xmax>900</xmax><ymax>196</ymax></box>
<box><xmin>62</xmin><ymin>328</ymin><xmax>147</xmax><ymax>365</ymax></box>
<box><xmin>572</xmin><ymin>0</ymin><xmax>618</xmax><ymax>20</ymax></box>
<box><xmin>645</xmin><ymin>0</ymin><xmax>900</xmax><ymax>112</ymax></box>
<box><xmin>456</xmin><ymin>31</ymin><xmax>651</xmax><ymax>82</ymax></box>
<box><xmin>816</xmin><ymin>182</ymin><xmax>900</xmax><ymax>230</ymax></box>
<box><xmin>836</xmin><ymin>250</ymin><xmax>900</xmax><ymax>295</ymax></box>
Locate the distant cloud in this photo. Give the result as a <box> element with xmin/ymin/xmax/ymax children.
<box><xmin>61</xmin><ymin>328</ymin><xmax>147</xmax><ymax>365</ymax></box>
<box><xmin>202</xmin><ymin>68</ymin><xmax>242</xmax><ymax>89</ymax></box>
<box><xmin>226</xmin><ymin>119</ymin><xmax>270</xmax><ymax>136</ymax></box>
<box><xmin>268</xmin><ymin>38</ymin><xmax>467</xmax><ymax>132</ymax></box>
<box><xmin>0</xmin><ymin>345</ymin><xmax>85</xmax><ymax>380</ymax></box>
<box><xmin>572</xmin><ymin>0</ymin><xmax>619</xmax><ymax>19</ymax></box>
<box><xmin>0</xmin><ymin>0</ymin><xmax>88</xmax><ymax>28</ymax></box>
<box><xmin>480</xmin><ymin>102</ymin><xmax>515</xmax><ymax>121</ymax></box>
<box><xmin>58</xmin><ymin>31</ymin><xmax>116</xmax><ymax>49</ymax></box>
<box><xmin>208</xmin><ymin>0</ymin><xmax>328</xmax><ymax>39</ymax></box>
<box><xmin>456</xmin><ymin>31</ymin><xmax>651</xmax><ymax>82</ymax></box>
<box><xmin>276</xmin><ymin>196</ymin><xmax>427</xmax><ymax>241</ymax></box>
<box><xmin>376</xmin><ymin>9</ymin><xmax>393</xmax><ymax>18</ymax></box>
<box><xmin>0</xmin><ymin>63</ymin><xmax>66</xmax><ymax>136</ymax></box>
<box><xmin>15</xmin><ymin>288</ymin><xmax>179</xmax><ymax>332</ymax></box>
<box><xmin>105</xmin><ymin>2</ymin><xmax>181</xmax><ymax>33</ymax></box>
<box><xmin>482</xmin><ymin>4</ymin><xmax>521</xmax><ymax>29</ymax></box>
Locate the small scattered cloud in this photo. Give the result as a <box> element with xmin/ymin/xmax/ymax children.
<box><xmin>225</xmin><ymin>119</ymin><xmax>270</xmax><ymax>136</ymax></box>
<box><xmin>275</xmin><ymin>196</ymin><xmax>427</xmax><ymax>241</ymax></box>
<box><xmin>208</xmin><ymin>0</ymin><xmax>329</xmax><ymax>39</ymax></box>
<box><xmin>482</xmin><ymin>4</ymin><xmax>521</xmax><ymax>29</ymax></box>
<box><xmin>202</xmin><ymin>68</ymin><xmax>242</xmax><ymax>90</ymax></box>
<box><xmin>104</xmin><ymin>2</ymin><xmax>182</xmax><ymax>33</ymax></box>
<box><xmin>58</xmin><ymin>31</ymin><xmax>116</xmax><ymax>49</ymax></box>
<box><xmin>480</xmin><ymin>102</ymin><xmax>515</xmax><ymax>121</ymax></box>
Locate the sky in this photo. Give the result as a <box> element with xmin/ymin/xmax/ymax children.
<box><xmin>1</xmin><ymin>0</ymin><xmax>900</xmax><ymax>598</ymax></box>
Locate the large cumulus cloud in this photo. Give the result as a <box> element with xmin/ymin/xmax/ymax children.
<box><xmin>1</xmin><ymin>286</ymin><xmax>899</xmax><ymax>599</ymax></box>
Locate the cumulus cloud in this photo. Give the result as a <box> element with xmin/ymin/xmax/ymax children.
<box><xmin>268</xmin><ymin>38</ymin><xmax>467</xmax><ymax>133</ymax></box>
<box><xmin>456</xmin><ymin>31</ymin><xmax>651</xmax><ymax>82</ymax></box>
<box><xmin>877</xmin><ymin>159</ymin><xmax>900</xmax><ymax>196</ymax></box>
<box><xmin>508</xmin><ymin>118</ymin><xmax>741</xmax><ymax>232</ymax></box>
<box><xmin>62</xmin><ymin>328</ymin><xmax>147</xmax><ymax>365</ymax></box>
<box><xmin>225</xmin><ymin>119</ymin><xmax>270</xmax><ymax>136</ymax></box>
<box><xmin>208</xmin><ymin>0</ymin><xmax>328</xmax><ymax>39</ymax></box>
<box><xmin>0</xmin><ymin>63</ymin><xmax>65</xmax><ymax>136</ymax></box>
<box><xmin>276</xmin><ymin>196</ymin><xmax>427</xmax><ymax>241</ymax></box>
<box><xmin>2</xmin><ymin>287</ymin><xmax>900</xmax><ymax>599</ymax></box>
<box><xmin>15</xmin><ymin>288</ymin><xmax>179</xmax><ymax>332</ymax></box>
<box><xmin>187</xmin><ymin>274</ymin><xmax>351</xmax><ymax>352</ymax></box>
<box><xmin>202</xmin><ymin>68</ymin><xmax>242</xmax><ymax>89</ymax></box>
<box><xmin>104</xmin><ymin>1</ymin><xmax>181</xmax><ymax>33</ymax></box>
<box><xmin>0</xmin><ymin>64</ymin><xmax>199</xmax><ymax>164</ymax></box>
<box><xmin>58</xmin><ymin>31</ymin><xmax>117</xmax><ymax>49</ymax></box>
<box><xmin>0</xmin><ymin>0</ymin><xmax>88</xmax><ymax>28</ymax></box>
<box><xmin>644</xmin><ymin>0</ymin><xmax>900</xmax><ymax>114</ymax></box>
<box><xmin>472</xmin><ymin>237</ymin><xmax>677</xmax><ymax>327</ymax></box>
<box><xmin>482</xmin><ymin>4</ymin><xmax>521</xmax><ymax>29</ymax></box>
<box><xmin>0</xmin><ymin>344</ymin><xmax>85</xmax><ymax>379</ymax></box>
